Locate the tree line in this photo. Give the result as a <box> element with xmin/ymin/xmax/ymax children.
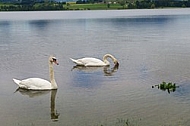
<box><xmin>133</xmin><ymin>0</ymin><xmax>190</xmax><ymax>9</ymax></box>
<box><xmin>0</xmin><ymin>1</ymin><xmax>66</xmax><ymax>11</ymax></box>
<box><xmin>0</xmin><ymin>0</ymin><xmax>190</xmax><ymax>11</ymax></box>
<box><xmin>76</xmin><ymin>0</ymin><xmax>190</xmax><ymax>9</ymax></box>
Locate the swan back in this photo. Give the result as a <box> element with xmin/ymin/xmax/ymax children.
<box><xmin>13</xmin><ymin>78</ymin><xmax>52</xmax><ymax>90</ymax></box>
<box><xmin>70</xmin><ymin>57</ymin><xmax>107</xmax><ymax>66</ymax></box>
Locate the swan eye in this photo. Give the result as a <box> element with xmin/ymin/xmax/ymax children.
<box><xmin>52</xmin><ymin>58</ymin><xmax>56</xmax><ymax>62</ymax></box>
<box><xmin>52</xmin><ymin>57</ymin><xmax>59</xmax><ymax>65</ymax></box>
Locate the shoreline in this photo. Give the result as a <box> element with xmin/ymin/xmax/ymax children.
<box><xmin>0</xmin><ymin>7</ymin><xmax>189</xmax><ymax>12</ymax></box>
<box><xmin>0</xmin><ymin>1</ymin><xmax>190</xmax><ymax>11</ymax></box>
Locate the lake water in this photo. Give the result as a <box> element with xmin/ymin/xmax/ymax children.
<box><xmin>1</xmin><ymin>9</ymin><xmax>190</xmax><ymax>126</ymax></box>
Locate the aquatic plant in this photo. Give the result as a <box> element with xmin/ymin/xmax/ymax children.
<box><xmin>96</xmin><ymin>118</ymin><xmax>135</xmax><ymax>126</ymax></box>
<box><xmin>152</xmin><ymin>81</ymin><xmax>179</xmax><ymax>94</ymax></box>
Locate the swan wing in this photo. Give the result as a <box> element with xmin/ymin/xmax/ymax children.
<box><xmin>80</xmin><ymin>58</ymin><xmax>106</xmax><ymax>66</ymax></box>
<box><xmin>70</xmin><ymin>57</ymin><xmax>108</xmax><ymax>66</ymax></box>
<box><xmin>70</xmin><ymin>58</ymin><xmax>85</xmax><ymax>66</ymax></box>
<box><xmin>13</xmin><ymin>78</ymin><xmax>51</xmax><ymax>90</ymax></box>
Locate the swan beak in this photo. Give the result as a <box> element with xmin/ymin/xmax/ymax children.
<box><xmin>53</xmin><ymin>58</ymin><xmax>59</xmax><ymax>65</ymax></box>
<box><xmin>54</xmin><ymin>61</ymin><xmax>59</xmax><ymax>65</ymax></box>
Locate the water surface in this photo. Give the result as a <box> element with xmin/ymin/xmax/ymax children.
<box><xmin>1</xmin><ymin>9</ymin><xmax>190</xmax><ymax>126</ymax></box>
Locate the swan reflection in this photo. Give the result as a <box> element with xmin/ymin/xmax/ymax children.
<box><xmin>16</xmin><ymin>88</ymin><xmax>50</xmax><ymax>98</ymax></box>
<box><xmin>72</xmin><ymin>65</ymin><xmax>119</xmax><ymax>76</ymax></box>
<box><xmin>103</xmin><ymin>65</ymin><xmax>119</xmax><ymax>76</ymax></box>
<box><xmin>50</xmin><ymin>90</ymin><xmax>59</xmax><ymax>121</ymax></box>
<box><xmin>16</xmin><ymin>89</ymin><xmax>59</xmax><ymax>121</ymax></box>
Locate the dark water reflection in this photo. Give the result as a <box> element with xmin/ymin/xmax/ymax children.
<box><xmin>29</xmin><ymin>20</ymin><xmax>52</xmax><ymax>30</ymax></box>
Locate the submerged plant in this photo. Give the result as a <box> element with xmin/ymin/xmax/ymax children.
<box><xmin>152</xmin><ymin>81</ymin><xmax>179</xmax><ymax>94</ymax></box>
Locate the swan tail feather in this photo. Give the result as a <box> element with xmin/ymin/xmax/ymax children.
<box><xmin>70</xmin><ymin>58</ymin><xmax>80</xmax><ymax>64</ymax></box>
<box><xmin>70</xmin><ymin>58</ymin><xmax>85</xmax><ymax>66</ymax></box>
<box><xmin>13</xmin><ymin>78</ymin><xmax>21</xmax><ymax>86</ymax></box>
<box><xmin>13</xmin><ymin>78</ymin><xmax>28</xmax><ymax>89</ymax></box>
<box><xmin>70</xmin><ymin>58</ymin><xmax>76</xmax><ymax>62</ymax></box>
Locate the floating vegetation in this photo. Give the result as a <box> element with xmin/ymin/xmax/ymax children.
<box><xmin>152</xmin><ymin>81</ymin><xmax>179</xmax><ymax>94</ymax></box>
<box><xmin>95</xmin><ymin>118</ymin><xmax>137</xmax><ymax>126</ymax></box>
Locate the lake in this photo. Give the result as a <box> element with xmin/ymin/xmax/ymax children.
<box><xmin>1</xmin><ymin>9</ymin><xmax>190</xmax><ymax>126</ymax></box>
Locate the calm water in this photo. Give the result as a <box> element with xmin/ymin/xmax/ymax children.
<box><xmin>1</xmin><ymin>9</ymin><xmax>190</xmax><ymax>126</ymax></box>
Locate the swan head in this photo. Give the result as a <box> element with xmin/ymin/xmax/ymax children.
<box><xmin>113</xmin><ymin>59</ymin><xmax>119</xmax><ymax>67</ymax></box>
<box><xmin>49</xmin><ymin>56</ymin><xmax>59</xmax><ymax>65</ymax></box>
<box><xmin>103</xmin><ymin>54</ymin><xmax>119</xmax><ymax>67</ymax></box>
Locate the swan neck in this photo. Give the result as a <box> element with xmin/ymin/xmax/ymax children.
<box><xmin>103</xmin><ymin>54</ymin><xmax>115</xmax><ymax>64</ymax></box>
<box><xmin>49</xmin><ymin>61</ymin><xmax>58</xmax><ymax>89</ymax></box>
<box><xmin>103</xmin><ymin>57</ymin><xmax>110</xmax><ymax>65</ymax></box>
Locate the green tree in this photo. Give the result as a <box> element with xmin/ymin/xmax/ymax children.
<box><xmin>151</xmin><ymin>3</ymin><xmax>155</xmax><ymax>8</ymax></box>
<box><xmin>107</xmin><ymin>3</ymin><xmax>110</xmax><ymax>8</ymax></box>
<box><xmin>119</xmin><ymin>0</ymin><xmax>126</xmax><ymax>8</ymax></box>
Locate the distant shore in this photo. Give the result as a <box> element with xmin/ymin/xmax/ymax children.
<box><xmin>0</xmin><ymin>1</ymin><xmax>190</xmax><ymax>11</ymax></box>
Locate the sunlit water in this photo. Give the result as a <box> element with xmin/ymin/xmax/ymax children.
<box><xmin>1</xmin><ymin>9</ymin><xmax>190</xmax><ymax>126</ymax></box>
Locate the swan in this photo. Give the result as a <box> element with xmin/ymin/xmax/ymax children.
<box><xmin>13</xmin><ymin>56</ymin><xmax>59</xmax><ymax>90</ymax></box>
<box><xmin>70</xmin><ymin>54</ymin><xmax>119</xmax><ymax>67</ymax></box>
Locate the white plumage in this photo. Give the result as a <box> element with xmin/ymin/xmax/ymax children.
<box><xmin>13</xmin><ymin>56</ymin><xmax>59</xmax><ymax>90</ymax></box>
<box><xmin>13</xmin><ymin>78</ymin><xmax>52</xmax><ymax>90</ymax></box>
<box><xmin>70</xmin><ymin>57</ymin><xmax>107</xmax><ymax>66</ymax></box>
<box><xmin>70</xmin><ymin>54</ymin><xmax>119</xmax><ymax>67</ymax></box>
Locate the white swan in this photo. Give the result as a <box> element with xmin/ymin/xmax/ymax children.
<box><xmin>70</xmin><ymin>54</ymin><xmax>119</xmax><ymax>67</ymax></box>
<box><xmin>13</xmin><ymin>56</ymin><xmax>59</xmax><ymax>90</ymax></box>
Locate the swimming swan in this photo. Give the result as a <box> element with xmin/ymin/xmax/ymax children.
<box><xmin>13</xmin><ymin>56</ymin><xmax>59</xmax><ymax>90</ymax></box>
<box><xmin>70</xmin><ymin>54</ymin><xmax>119</xmax><ymax>67</ymax></box>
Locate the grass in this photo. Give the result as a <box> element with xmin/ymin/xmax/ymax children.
<box><xmin>0</xmin><ymin>3</ymin><xmax>15</xmax><ymax>6</ymax></box>
<box><xmin>65</xmin><ymin>3</ymin><xmax>123</xmax><ymax>10</ymax></box>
